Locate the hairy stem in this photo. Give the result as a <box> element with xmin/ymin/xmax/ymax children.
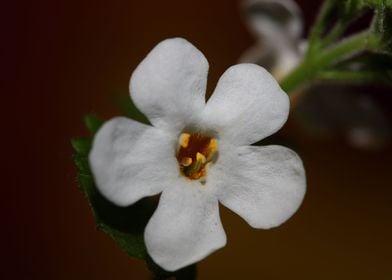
<box><xmin>307</xmin><ymin>0</ymin><xmax>334</xmax><ymax>56</ymax></box>
<box><xmin>280</xmin><ymin>31</ymin><xmax>381</xmax><ymax>93</ymax></box>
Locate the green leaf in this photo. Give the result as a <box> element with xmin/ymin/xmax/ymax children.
<box><xmin>75</xmin><ymin>157</ymin><xmax>161</xmax><ymax>262</ymax></box>
<box><xmin>71</xmin><ymin>138</ymin><xmax>91</xmax><ymax>155</ymax></box>
<box><xmin>340</xmin><ymin>0</ymin><xmax>386</xmax><ymax>14</ymax></box>
<box><xmin>84</xmin><ymin>114</ymin><xmax>104</xmax><ymax>134</ymax></box>
<box><xmin>76</xmin><ymin>173</ymin><xmax>94</xmax><ymax>192</ymax></box>
<box><xmin>330</xmin><ymin>52</ymin><xmax>392</xmax><ymax>83</ymax></box>
<box><xmin>73</xmin><ymin>154</ymin><xmax>90</xmax><ymax>173</ymax></box>
<box><xmin>85</xmin><ymin>185</ymin><xmax>156</xmax><ymax>260</ymax></box>
<box><xmin>99</xmin><ymin>224</ymin><xmax>147</xmax><ymax>259</ymax></box>
<box><xmin>114</xmin><ymin>91</ymin><xmax>150</xmax><ymax>125</ymax></box>
<box><xmin>373</xmin><ymin>3</ymin><xmax>392</xmax><ymax>52</ymax></box>
<box><xmin>337</xmin><ymin>0</ymin><xmax>392</xmax><ymax>52</ymax></box>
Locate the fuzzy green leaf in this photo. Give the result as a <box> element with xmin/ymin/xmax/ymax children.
<box><xmin>84</xmin><ymin>114</ymin><xmax>104</xmax><ymax>134</ymax></box>
<box><xmin>114</xmin><ymin>92</ymin><xmax>150</xmax><ymax>125</ymax></box>
<box><xmin>71</xmin><ymin>138</ymin><xmax>92</xmax><ymax>155</ymax></box>
<box><xmin>338</xmin><ymin>0</ymin><xmax>392</xmax><ymax>52</ymax></box>
<box><xmin>83</xmin><ymin>175</ymin><xmax>156</xmax><ymax>260</ymax></box>
<box><xmin>73</xmin><ymin>154</ymin><xmax>90</xmax><ymax>173</ymax></box>
<box><xmin>331</xmin><ymin>52</ymin><xmax>392</xmax><ymax>83</ymax></box>
<box><xmin>99</xmin><ymin>224</ymin><xmax>147</xmax><ymax>259</ymax></box>
<box><xmin>340</xmin><ymin>0</ymin><xmax>387</xmax><ymax>14</ymax></box>
<box><xmin>374</xmin><ymin>3</ymin><xmax>392</xmax><ymax>52</ymax></box>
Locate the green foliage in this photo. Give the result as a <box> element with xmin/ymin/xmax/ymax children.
<box><xmin>331</xmin><ymin>52</ymin><xmax>392</xmax><ymax>83</ymax></box>
<box><xmin>84</xmin><ymin>114</ymin><xmax>104</xmax><ymax>134</ymax></box>
<box><xmin>308</xmin><ymin>0</ymin><xmax>391</xmax><ymax>52</ymax></box>
<box><xmin>338</xmin><ymin>0</ymin><xmax>392</xmax><ymax>52</ymax></box>
<box><xmin>341</xmin><ymin>0</ymin><xmax>378</xmax><ymax>14</ymax></box>
<box><xmin>114</xmin><ymin>92</ymin><xmax>150</xmax><ymax>125</ymax></box>
<box><xmin>80</xmin><ymin>174</ymin><xmax>156</xmax><ymax>260</ymax></box>
<box><xmin>374</xmin><ymin>3</ymin><xmax>392</xmax><ymax>52</ymax></box>
<box><xmin>341</xmin><ymin>0</ymin><xmax>390</xmax><ymax>13</ymax></box>
<box><xmin>283</xmin><ymin>0</ymin><xmax>392</xmax><ymax>92</ymax></box>
<box><xmin>71</xmin><ymin>138</ymin><xmax>91</xmax><ymax>155</ymax></box>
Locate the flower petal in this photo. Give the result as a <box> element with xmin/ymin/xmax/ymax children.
<box><xmin>201</xmin><ymin>64</ymin><xmax>289</xmax><ymax>145</ymax></box>
<box><xmin>89</xmin><ymin>117</ymin><xmax>178</xmax><ymax>206</ymax></box>
<box><xmin>211</xmin><ymin>144</ymin><xmax>306</xmax><ymax>229</ymax></box>
<box><xmin>243</xmin><ymin>0</ymin><xmax>303</xmax><ymax>41</ymax></box>
<box><xmin>130</xmin><ymin>38</ymin><xmax>208</xmax><ymax>132</ymax></box>
<box><xmin>240</xmin><ymin>0</ymin><xmax>305</xmax><ymax>80</ymax></box>
<box><xmin>145</xmin><ymin>182</ymin><xmax>226</xmax><ymax>271</ymax></box>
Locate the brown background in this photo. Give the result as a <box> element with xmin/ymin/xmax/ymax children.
<box><xmin>6</xmin><ymin>0</ymin><xmax>392</xmax><ymax>279</ymax></box>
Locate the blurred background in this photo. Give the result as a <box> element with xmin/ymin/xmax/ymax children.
<box><xmin>6</xmin><ymin>0</ymin><xmax>392</xmax><ymax>279</ymax></box>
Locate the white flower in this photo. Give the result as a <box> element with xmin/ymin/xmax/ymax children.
<box><xmin>89</xmin><ymin>38</ymin><xmax>306</xmax><ymax>271</ymax></box>
<box><xmin>240</xmin><ymin>0</ymin><xmax>307</xmax><ymax>80</ymax></box>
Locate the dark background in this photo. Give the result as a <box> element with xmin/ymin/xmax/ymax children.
<box><xmin>5</xmin><ymin>0</ymin><xmax>392</xmax><ymax>279</ymax></box>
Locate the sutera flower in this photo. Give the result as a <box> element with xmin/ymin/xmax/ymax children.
<box><xmin>240</xmin><ymin>0</ymin><xmax>306</xmax><ymax>80</ymax></box>
<box><xmin>89</xmin><ymin>38</ymin><xmax>306</xmax><ymax>271</ymax></box>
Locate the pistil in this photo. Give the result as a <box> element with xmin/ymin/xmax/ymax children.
<box><xmin>176</xmin><ymin>132</ymin><xmax>218</xmax><ymax>180</ymax></box>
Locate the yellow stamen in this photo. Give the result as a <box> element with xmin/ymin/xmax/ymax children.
<box><xmin>176</xmin><ymin>132</ymin><xmax>218</xmax><ymax>181</ymax></box>
<box><xmin>179</xmin><ymin>133</ymin><xmax>191</xmax><ymax>148</ymax></box>
<box><xmin>196</xmin><ymin>152</ymin><xmax>206</xmax><ymax>164</ymax></box>
<box><xmin>180</xmin><ymin>157</ymin><xmax>193</xmax><ymax>167</ymax></box>
<box><xmin>209</xmin><ymin>138</ymin><xmax>218</xmax><ymax>153</ymax></box>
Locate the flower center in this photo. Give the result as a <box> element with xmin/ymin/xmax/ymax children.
<box><xmin>176</xmin><ymin>132</ymin><xmax>218</xmax><ymax>181</ymax></box>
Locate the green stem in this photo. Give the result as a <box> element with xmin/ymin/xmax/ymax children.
<box><xmin>280</xmin><ymin>31</ymin><xmax>380</xmax><ymax>93</ymax></box>
<box><xmin>307</xmin><ymin>0</ymin><xmax>334</xmax><ymax>56</ymax></box>
<box><xmin>317</xmin><ymin>70</ymin><xmax>388</xmax><ymax>83</ymax></box>
<box><xmin>322</xmin><ymin>20</ymin><xmax>348</xmax><ymax>46</ymax></box>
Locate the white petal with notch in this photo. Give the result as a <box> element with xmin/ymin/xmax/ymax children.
<box><xmin>145</xmin><ymin>182</ymin><xmax>226</xmax><ymax>271</ymax></box>
<box><xmin>89</xmin><ymin>117</ymin><xmax>178</xmax><ymax>206</ymax></box>
<box><xmin>201</xmin><ymin>64</ymin><xmax>290</xmax><ymax>145</ymax></box>
<box><xmin>210</xmin><ymin>144</ymin><xmax>306</xmax><ymax>229</ymax></box>
<box><xmin>130</xmin><ymin>38</ymin><xmax>208</xmax><ymax>132</ymax></box>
